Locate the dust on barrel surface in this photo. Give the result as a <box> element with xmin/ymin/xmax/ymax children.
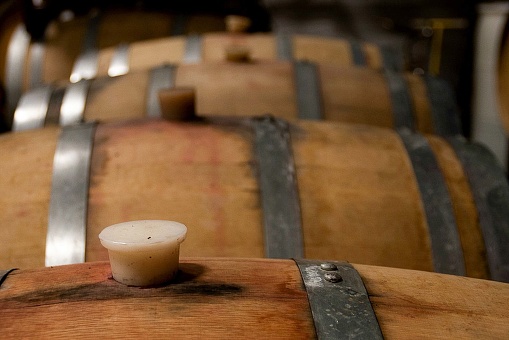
<box><xmin>9</xmin><ymin>61</ymin><xmax>461</xmax><ymax>136</ymax></box>
<box><xmin>0</xmin><ymin>258</ymin><xmax>508</xmax><ymax>339</ymax></box>
<box><xmin>1</xmin><ymin>117</ymin><xmax>508</xmax><ymax>281</ymax></box>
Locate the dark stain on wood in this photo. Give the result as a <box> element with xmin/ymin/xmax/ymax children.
<box><xmin>1</xmin><ymin>263</ymin><xmax>244</xmax><ymax>308</ymax></box>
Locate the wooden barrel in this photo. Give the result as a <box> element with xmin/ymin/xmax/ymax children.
<box><xmin>9</xmin><ymin>62</ymin><xmax>461</xmax><ymax>135</ymax></box>
<box><xmin>1</xmin><ymin>258</ymin><xmax>508</xmax><ymax>339</ymax></box>
<box><xmin>1</xmin><ymin>118</ymin><xmax>507</xmax><ymax>281</ymax></box>
<box><xmin>90</xmin><ymin>32</ymin><xmax>404</xmax><ymax>76</ymax></box>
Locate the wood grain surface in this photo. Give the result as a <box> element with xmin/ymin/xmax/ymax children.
<box><xmin>1</xmin><ymin>258</ymin><xmax>508</xmax><ymax>339</ymax></box>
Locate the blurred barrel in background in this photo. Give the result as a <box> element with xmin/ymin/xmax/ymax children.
<box><xmin>3</xmin><ymin>32</ymin><xmax>404</xmax><ymax>90</ymax></box>
<box><xmin>21</xmin><ymin>0</ymin><xmax>271</xmax><ymax>40</ymax></box>
<box><xmin>9</xmin><ymin>62</ymin><xmax>460</xmax><ymax>135</ymax></box>
<box><xmin>79</xmin><ymin>32</ymin><xmax>405</xmax><ymax>79</ymax></box>
<box><xmin>1</xmin><ymin>118</ymin><xmax>507</xmax><ymax>281</ymax></box>
<box><xmin>263</xmin><ymin>0</ymin><xmax>476</xmax><ymax>141</ymax></box>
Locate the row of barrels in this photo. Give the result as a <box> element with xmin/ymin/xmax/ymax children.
<box><xmin>0</xmin><ymin>0</ymin><xmax>406</xmax><ymax>129</ymax></box>
<box><xmin>4</xmin><ymin>2</ymin><xmax>509</xmax><ymax>139</ymax></box>
<box><xmin>0</xmin><ymin>2</ymin><xmax>492</xmax><ymax>270</ymax></box>
<box><xmin>0</xmin><ymin>1</ymin><xmax>265</xmax><ymax>121</ymax></box>
<box><xmin>1</xmin><ymin>2</ymin><xmax>509</xmax><ymax>338</ymax></box>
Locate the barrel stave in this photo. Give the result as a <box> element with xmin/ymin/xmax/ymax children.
<box><xmin>293</xmin><ymin>122</ymin><xmax>433</xmax><ymax>271</ymax></box>
<box><xmin>0</xmin><ymin>127</ymin><xmax>58</xmax><ymax>268</ymax></box>
<box><xmin>87</xmin><ymin>120</ymin><xmax>264</xmax><ymax>262</ymax></box>
<box><xmin>320</xmin><ymin>64</ymin><xmax>395</xmax><ymax>127</ymax></box>
<box><xmin>84</xmin><ymin>73</ymin><xmax>151</xmax><ymax>122</ymax></box>
<box><xmin>360</xmin><ymin>263</ymin><xmax>509</xmax><ymax>339</ymax></box>
<box><xmin>404</xmin><ymin>73</ymin><xmax>435</xmax><ymax>134</ymax></box>
<box><xmin>107</xmin><ymin>38</ymin><xmax>186</xmax><ymax>75</ymax></box>
<box><xmin>426</xmin><ymin>135</ymin><xmax>489</xmax><ymax>279</ymax></box>
<box><xmin>175</xmin><ymin>62</ymin><xmax>298</xmax><ymax>120</ymax></box>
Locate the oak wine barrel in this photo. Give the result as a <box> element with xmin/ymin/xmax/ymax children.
<box><xmin>1</xmin><ymin>118</ymin><xmax>507</xmax><ymax>281</ymax></box>
<box><xmin>1</xmin><ymin>258</ymin><xmax>508</xmax><ymax>339</ymax></box>
<box><xmin>85</xmin><ymin>32</ymin><xmax>404</xmax><ymax>78</ymax></box>
<box><xmin>10</xmin><ymin>62</ymin><xmax>460</xmax><ymax>135</ymax></box>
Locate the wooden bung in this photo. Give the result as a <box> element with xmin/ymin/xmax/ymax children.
<box><xmin>225</xmin><ymin>15</ymin><xmax>251</xmax><ymax>33</ymax></box>
<box><xmin>0</xmin><ymin>119</ymin><xmax>493</xmax><ymax>281</ymax></box>
<box><xmin>1</xmin><ymin>259</ymin><xmax>508</xmax><ymax>339</ymax></box>
<box><xmin>158</xmin><ymin>87</ymin><xmax>197</xmax><ymax>121</ymax></box>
